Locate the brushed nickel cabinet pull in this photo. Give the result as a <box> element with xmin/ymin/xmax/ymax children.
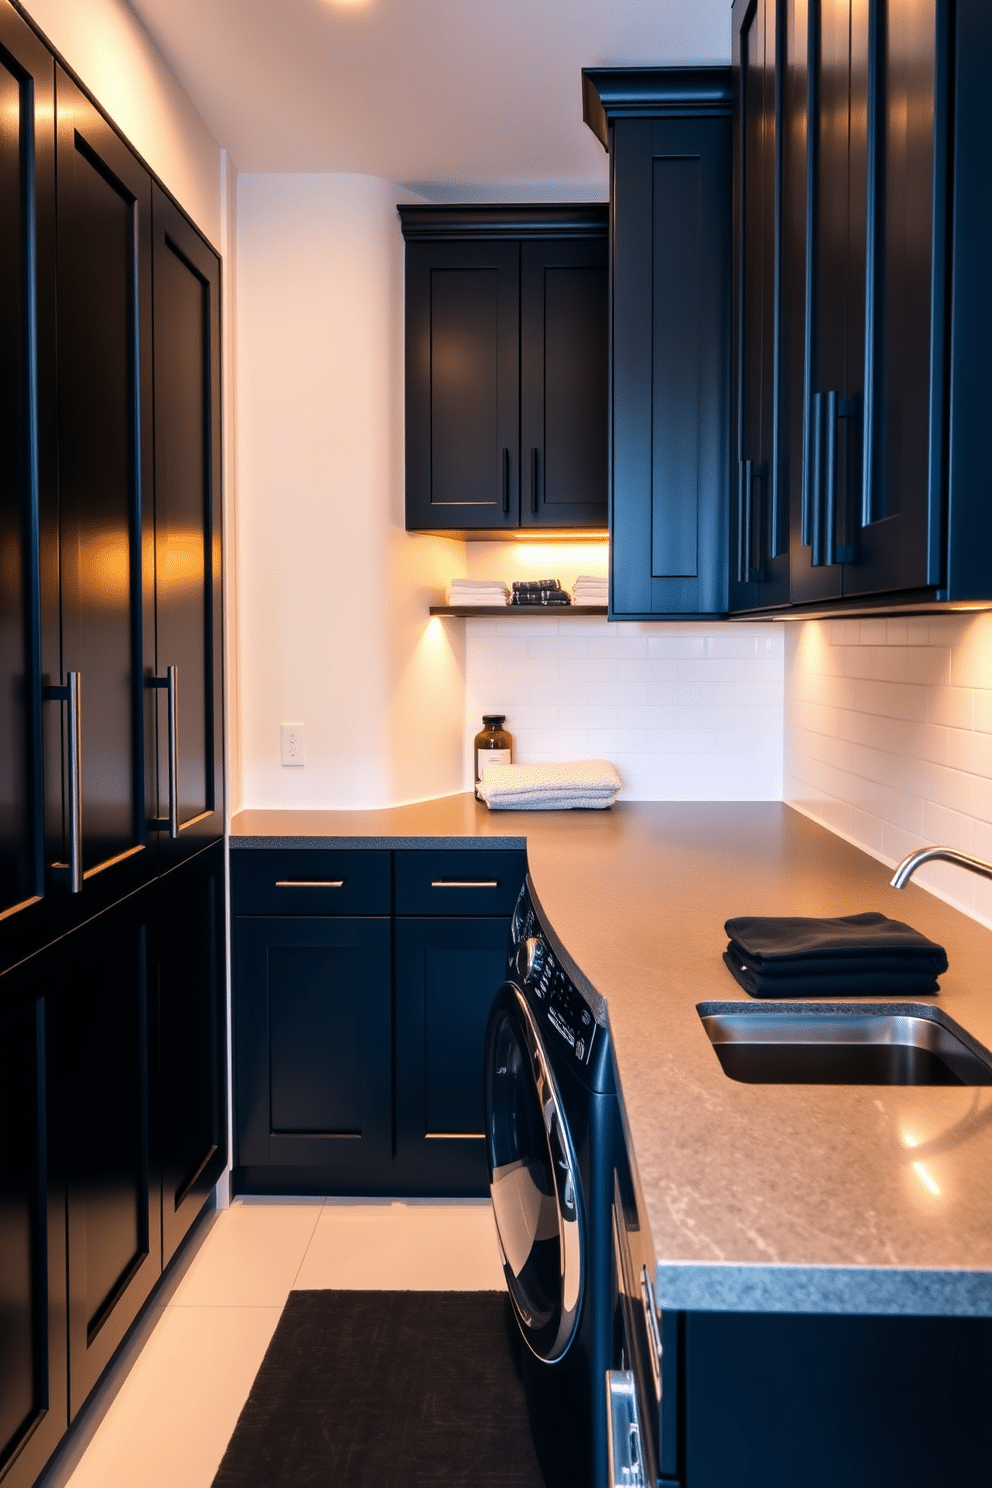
<box><xmin>44</xmin><ymin>671</ymin><xmax>83</xmax><ymax>893</ymax></box>
<box><xmin>275</xmin><ymin>879</ymin><xmax>345</xmax><ymax>889</ymax></box>
<box><xmin>430</xmin><ymin>879</ymin><xmax>499</xmax><ymax>889</ymax></box>
<box><xmin>147</xmin><ymin>664</ymin><xmax>179</xmax><ymax>838</ymax></box>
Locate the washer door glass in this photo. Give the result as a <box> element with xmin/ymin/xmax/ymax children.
<box><xmin>486</xmin><ymin>985</ymin><xmax>583</xmax><ymax>1362</ymax></box>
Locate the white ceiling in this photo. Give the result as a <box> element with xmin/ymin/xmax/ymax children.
<box><xmin>125</xmin><ymin>0</ymin><xmax>730</xmax><ymax>193</ymax></box>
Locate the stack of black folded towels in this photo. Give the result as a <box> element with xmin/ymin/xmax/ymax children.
<box><xmin>723</xmin><ymin>912</ymin><xmax>949</xmax><ymax>998</ymax></box>
<box><xmin>510</xmin><ymin>578</ymin><xmax>571</xmax><ymax>607</ymax></box>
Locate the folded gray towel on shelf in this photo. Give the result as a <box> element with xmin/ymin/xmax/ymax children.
<box><xmin>477</xmin><ymin>760</ymin><xmax>622</xmax><ymax>811</ymax></box>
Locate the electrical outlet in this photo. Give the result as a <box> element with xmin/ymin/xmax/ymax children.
<box><xmin>281</xmin><ymin>722</ymin><xmax>305</xmax><ymax>766</ymax></box>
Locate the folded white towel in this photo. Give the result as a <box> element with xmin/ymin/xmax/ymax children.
<box><xmin>477</xmin><ymin>760</ymin><xmax>622</xmax><ymax>811</ymax></box>
<box><xmin>572</xmin><ymin>575</ymin><xmax>609</xmax><ymax>603</ymax></box>
<box><xmin>449</xmin><ymin>578</ymin><xmax>510</xmax><ymax>591</ymax></box>
<box><xmin>448</xmin><ymin>595</ymin><xmax>509</xmax><ymax>606</ymax></box>
<box><xmin>447</xmin><ymin>579</ymin><xmax>509</xmax><ymax>605</ymax></box>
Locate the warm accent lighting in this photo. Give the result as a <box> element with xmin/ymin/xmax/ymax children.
<box><xmin>912</xmin><ymin>1161</ymin><xmax>941</xmax><ymax>1197</ymax></box>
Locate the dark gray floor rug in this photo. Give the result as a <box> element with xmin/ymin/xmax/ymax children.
<box><xmin>211</xmin><ymin>1291</ymin><xmax>585</xmax><ymax>1488</ymax></box>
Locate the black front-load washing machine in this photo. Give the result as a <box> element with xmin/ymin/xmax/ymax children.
<box><xmin>484</xmin><ymin>877</ymin><xmax>615</xmax><ymax>1488</ymax></box>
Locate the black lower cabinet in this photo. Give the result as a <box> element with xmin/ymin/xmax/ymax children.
<box><xmin>50</xmin><ymin>889</ymin><xmax>161</xmax><ymax>1420</ymax></box>
<box><xmin>0</xmin><ymin>951</ymin><xmax>66</xmax><ymax>1488</ymax></box>
<box><xmin>231</xmin><ymin>846</ymin><xmax>526</xmax><ymax>1196</ymax></box>
<box><xmin>0</xmin><ymin>842</ymin><xmax>227</xmax><ymax>1485</ymax></box>
<box><xmin>234</xmin><ymin>917</ymin><xmax>392</xmax><ymax>1194</ymax></box>
<box><xmin>394</xmin><ymin>917</ymin><xmax>511</xmax><ymax>1195</ymax></box>
<box><xmin>681</xmin><ymin>1310</ymin><xmax>992</xmax><ymax>1488</ymax></box>
<box><xmin>156</xmin><ymin>842</ymin><xmax>227</xmax><ymax>1267</ymax></box>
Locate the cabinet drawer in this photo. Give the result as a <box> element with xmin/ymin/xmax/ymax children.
<box><xmin>394</xmin><ymin>850</ymin><xmax>526</xmax><ymax>917</ymax></box>
<box><xmin>231</xmin><ymin>849</ymin><xmax>391</xmax><ymax>916</ymax></box>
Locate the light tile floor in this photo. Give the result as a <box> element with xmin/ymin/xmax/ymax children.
<box><xmin>63</xmin><ymin>1197</ymin><xmax>505</xmax><ymax>1488</ymax></box>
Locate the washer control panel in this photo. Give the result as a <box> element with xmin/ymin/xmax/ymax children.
<box><xmin>509</xmin><ymin>885</ymin><xmax>597</xmax><ymax>1068</ymax></box>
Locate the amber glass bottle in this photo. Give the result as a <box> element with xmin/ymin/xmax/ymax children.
<box><xmin>474</xmin><ymin>715</ymin><xmax>513</xmax><ymax>798</ymax></box>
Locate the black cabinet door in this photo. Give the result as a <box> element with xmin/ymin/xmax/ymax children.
<box><xmin>49</xmin><ymin>888</ymin><xmax>160</xmax><ymax>1420</ymax></box>
<box><xmin>234</xmin><ymin>917</ymin><xmax>392</xmax><ymax>1193</ymax></box>
<box><xmin>0</xmin><ymin>0</ymin><xmax>54</xmax><ymax>976</ymax></box>
<box><xmin>850</xmin><ymin>0</ymin><xmax>944</xmax><ymax>597</ymax></box>
<box><xmin>520</xmin><ymin>238</ymin><xmax>608</xmax><ymax>530</ymax></box>
<box><xmin>0</xmin><ymin>952</ymin><xmax>67</xmax><ymax>1488</ymax></box>
<box><xmin>610</xmin><ymin>113</ymin><xmax>732</xmax><ymax>617</ymax></box>
<box><xmin>405</xmin><ymin>239</ymin><xmax>520</xmax><ymax>533</ymax></box>
<box><xmin>150</xmin><ymin>186</ymin><xmax>224</xmax><ymax>869</ymax></box>
<box><xmin>730</xmin><ymin>0</ymin><xmax>791</xmax><ymax>611</ymax></box>
<box><xmin>790</xmin><ymin>0</ymin><xmax>869</xmax><ymax>602</ymax></box>
<box><xmin>394</xmin><ymin>917</ymin><xmax>510</xmax><ymax>1196</ymax></box>
<box><xmin>46</xmin><ymin>68</ymin><xmax>155</xmax><ymax>929</ymax></box>
<box><xmin>156</xmin><ymin>843</ymin><xmax>227</xmax><ymax>1267</ymax></box>
<box><xmin>945</xmin><ymin>0</ymin><xmax>992</xmax><ymax>602</ymax></box>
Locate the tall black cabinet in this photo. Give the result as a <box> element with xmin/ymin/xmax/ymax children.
<box><xmin>47</xmin><ymin>70</ymin><xmax>157</xmax><ymax>929</ymax></box>
<box><xmin>583</xmin><ymin>70</ymin><xmax>733</xmax><ymax>619</ymax></box>
<box><xmin>0</xmin><ymin>0</ymin><xmax>54</xmax><ymax>976</ymax></box>
<box><xmin>0</xmin><ymin>2</ymin><xmax>227</xmax><ymax>1483</ymax></box>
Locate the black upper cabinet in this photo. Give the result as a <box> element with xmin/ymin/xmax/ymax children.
<box><xmin>519</xmin><ymin>238</ymin><xmax>609</xmax><ymax>529</ymax></box>
<box><xmin>583</xmin><ymin>71</ymin><xmax>733</xmax><ymax>617</ymax></box>
<box><xmin>790</xmin><ymin>0</ymin><xmax>870</xmax><ymax>603</ymax></box>
<box><xmin>730</xmin><ymin>0</ymin><xmax>791</xmax><ymax>611</ymax></box>
<box><xmin>786</xmin><ymin>0</ymin><xmax>989</xmax><ymax>607</ymax></box>
<box><xmin>404</xmin><ymin>234</ymin><xmax>520</xmax><ymax>533</ymax></box>
<box><xmin>0</xmin><ymin>1</ymin><xmax>54</xmax><ymax>974</ymax></box>
<box><xmin>150</xmin><ymin>187</ymin><xmax>224</xmax><ymax>868</ymax></box>
<box><xmin>47</xmin><ymin>68</ymin><xmax>156</xmax><ymax>928</ymax></box>
<box><xmin>400</xmin><ymin>206</ymin><xmax>608</xmax><ymax>536</ymax></box>
<box><xmin>945</xmin><ymin>0</ymin><xmax>992</xmax><ymax>601</ymax></box>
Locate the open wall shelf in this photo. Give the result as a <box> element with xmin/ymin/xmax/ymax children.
<box><xmin>430</xmin><ymin>605</ymin><xmax>608</xmax><ymax>617</ymax></box>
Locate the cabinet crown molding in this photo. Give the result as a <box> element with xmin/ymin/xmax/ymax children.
<box><xmin>582</xmin><ymin>66</ymin><xmax>733</xmax><ymax>149</ymax></box>
<box><xmin>397</xmin><ymin>203</ymin><xmax>608</xmax><ymax>241</ymax></box>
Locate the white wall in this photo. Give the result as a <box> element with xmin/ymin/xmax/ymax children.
<box><xmin>234</xmin><ymin>172</ymin><xmax>466</xmax><ymax>810</ymax></box>
<box><xmin>21</xmin><ymin>0</ymin><xmax>222</xmax><ymax>245</ymax></box>
<box><xmin>785</xmin><ymin>614</ymin><xmax>992</xmax><ymax>926</ymax></box>
<box><xmin>464</xmin><ymin>615</ymin><xmax>784</xmax><ymax>800</ymax></box>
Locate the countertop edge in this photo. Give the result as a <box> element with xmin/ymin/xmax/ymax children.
<box><xmin>228</xmin><ymin>833</ymin><xmax>528</xmax><ymax>850</ymax></box>
<box><xmin>653</xmin><ymin>1261</ymin><xmax>992</xmax><ymax>1317</ymax></box>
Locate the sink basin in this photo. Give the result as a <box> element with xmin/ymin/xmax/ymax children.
<box><xmin>697</xmin><ymin>1003</ymin><xmax>992</xmax><ymax>1086</ymax></box>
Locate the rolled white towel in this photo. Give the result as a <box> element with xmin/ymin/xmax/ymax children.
<box><xmin>477</xmin><ymin>760</ymin><xmax>622</xmax><ymax>810</ymax></box>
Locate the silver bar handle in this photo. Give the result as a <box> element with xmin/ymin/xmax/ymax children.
<box><xmin>44</xmin><ymin>671</ymin><xmax>83</xmax><ymax>893</ymax></box>
<box><xmin>430</xmin><ymin>879</ymin><xmax>499</xmax><ymax>889</ymax></box>
<box><xmin>147</xmin><ymin>664</ymin><xmax>178</xmax><ymax>838</ymax></box>
<box><xmin>66</xmin><ymin>671</ymin><xmax>82</xmax><ymax>893</ymax></box>
<box><xmin>166</xmin><ymin>664</ymin><xmax>178</xmax><ymax>838</ymax></box>
<box><xmin>606</xmin><ymin>1370</ymin><xmax>645</xmax><ymax>1488</ymax></box>
<box><xmin>275</xmin><ymin>880</ymin><xmax>345</xmax><ymax>889</ymax></box>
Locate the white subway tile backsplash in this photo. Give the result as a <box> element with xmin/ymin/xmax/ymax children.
<box><xmin>786</xmin><ymin>613</ymin><xmax>992</xmax><ymax>928</ymax></box>
<box><xmin>465</xmin><ymin>617</ymin><xmax>784</xmax><ymax>801</ymax></box>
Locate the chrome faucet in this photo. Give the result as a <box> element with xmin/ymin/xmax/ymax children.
<box><xmin>890</xmin><ymin>845</ymin><xmax>992</xmax><ymax>890</ymax></box>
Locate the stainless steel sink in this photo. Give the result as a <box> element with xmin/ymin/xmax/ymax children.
<box><xmin>696</xmin><ymin>1003</ymin><xmax>992</xmax><ymax>1086</ymax></box>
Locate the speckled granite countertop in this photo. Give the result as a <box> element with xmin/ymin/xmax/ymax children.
<box><xmin>230</xmin><ymin>799</ymin><xmax>992</xmax><ymax>1316</ymax></box>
